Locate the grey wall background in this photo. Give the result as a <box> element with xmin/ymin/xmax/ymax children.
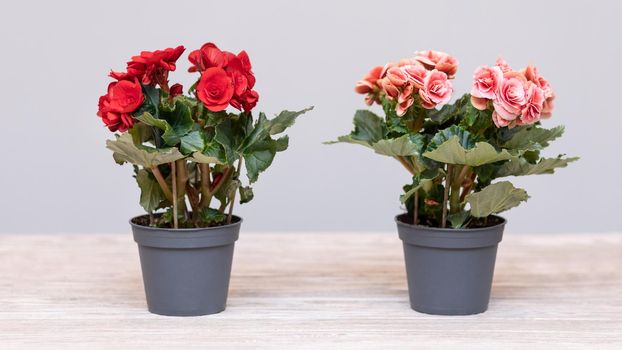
<box><xmin>1</xmin><ymin>0</ymin><xmax>620</xmax><ymax>234</ymax></box>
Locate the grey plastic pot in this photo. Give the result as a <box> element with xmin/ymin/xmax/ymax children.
<box><xmin>395</xmin><ymin>214</ymin><xmax>505</xmax><ymax>315</ymax></box>
<box><xmin>130</xmin><ymin>215</ymin><xmax>242</xmax><ymax>316</ymax></box>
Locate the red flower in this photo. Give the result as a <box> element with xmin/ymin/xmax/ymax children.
<box><xmin>97</xmin><ymin>95</ymin><xmax>135</xmax><ymax>132</ymax></box>
<box><xmin>107</xmin><ymin>79</ymin><xmax>144</xmax><ymax>113</ymax></box>
<box><xmin>189</xmin><ymin>43</ymin><xmax>259</xmax><ymax>112</ymax></box>
<box><xmin>188</xmin><ymin>42</ymin><xmax>228</xmax><ymax>72</ymax></box>
<box><xmin>196</xmin><ymin>67</ymin><xmax>234</xmax><ymax>112</ymax></box>
<box><xmin>169</xmin><ymin>83</ymin><xmax>183</xmax><ymax>97</ymax></box>
<box><xmin>110</xmin><ymin>46</ymin><xmax>185</xmax><ymax>85</ymax></box>
<box><xmin>97</xmin><ymin>79</ymin><xmax>143</xmax><ymax>132</ymax></box>
<box><xmin>230</xmin><ymin>90</ymin><xmax>259</xmax><ymax>112</ymax></box>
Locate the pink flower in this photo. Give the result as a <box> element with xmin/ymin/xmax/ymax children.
<box><xmin>471</xmin><ymin>65</ymin><xmax>503</xmax><ymax>99</ymax></box>
<box><xmin>419</xmin><ymin>69</ymin><xmax>452</xmax><ymax>109</ymax></box>
<box><xmin>380</xmin><ymin>77</ymin><xmax>400</xmax><ymax>100</ymax></box>
<box><xmin>386</xmin><ymin>66</ymin><xmax>409</xmax><ymax>87</ymax></box>
<box><xmin>470</xmin><ymin>96</ymin><xmax>489</xmax><ymax>110</ymax></box>
<box><xmin>396</xmin><ymin>97</ymin><xmax>414</xmax><ymax>116</ymax></box>
<box><xmin>523</xmin><ymin>64</ymin><xmax>555</xmax><ymax>118</ymax></box>
<box><xmin>493</xmin><ymin>76</ymin><xmax>527</xmax><ymax>120</ymax></box>
<box><xmin>492</xmin><ymin>111</ymin><xmax>512</xmax><ymax>128</ymax></box>
<box><xmin>414</xmin><ymin>50</ymin><xmax>459</xmax><ymax>78</ymax></box>
<box><xmin>541</xmin><ymin>93</ymin><xmax>555</xmax><ymax>119</ymax></box>
<box><xmin>495</xmin><ymin>57</ymin><xmax>512</xmax><ymax>73</ymax></box>
<box><xmin>520</xmin><ymin>83</ymin><xmax>545</xmax><ymax>124</ymax></box>
<box><xmin>401</xmin><ymin>64</ymin><xmax>427</xmax><ymax>89</ymax></box>
<box><xmin>355</xmin><ymin>66</ymin><xmax>383</xmax><ymax>94</ymax></box>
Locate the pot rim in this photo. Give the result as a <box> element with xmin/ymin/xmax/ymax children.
<box><xmin>395</xmin><ymin>213</ymin><xmax>506</xmax><ymax>233</ymax></box>
<box><xmin>129</xmin><ymin>213</ymin><xmax>243</xmax><ymax>232</ymax></box>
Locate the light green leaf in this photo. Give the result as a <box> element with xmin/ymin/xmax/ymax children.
<box><xmin>503</xmin><ymin>125</ymin><xmax>565</xmax><ymax>151</ymax></box>
<box><xmin>189</xmin><ymin>142</ymin><xmax>226</xmax><ymax>164</ymax></box>
<box><xmin>497</xmin><ymin>155</ymin><xmax>579</xmax><ymax>177</ymax></box>
<box><xmin>465</xmin><ymin>181</ymin><xmax>529</xmax><ymax>217</ymax></box>
<box><xmin>324</xmin><ymin>135</ymin><xmax>373</xmax><ymax>148</ymax></box>
<box><xmin>268</xmin><ymin>107</ymin><xmax>313</xmax><ymax>135</ymax></box>
<box><xmin>106</xmin><ymin>133</ymin><xmax>185</xmax><ymax>167</ymax></box>
<box><xmin>424</xmin><ymin>137</ymin><xmax>513</xmax><ymax>166</ymax></box>
<box><xmin>135</xmin><ymin>111</ymin><xmax>170</xmax><ymax>131</ymax></box>
<box><xmin>448</xmin><ymin>211</ymin><xmax>471</xmax><ymax>229</ymax></box>
<box><xmin>371</xmin><ymin>134</ymin><xmax>424</xmax><ymax>157</ymax></box>
<box><xmin>135</xmin><ymin>169</ymin><xmax>165</xmax><ymax>212</ymax></box>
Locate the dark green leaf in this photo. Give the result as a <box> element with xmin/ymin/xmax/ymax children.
<box><xmin>199</xmin><ymin>207</ymin><xmax>226</xmax><ymax>225</ymax></box>
<box><xmin>179</xmin><ymin>129</ymin><xmax>205</xmax><ymax>155</ymax></box>
<box><xmin>268</xmin><ymin>107</ymin><xmax>313</xmax><ymax>135</ymax></box>
<box><xmin>135</xmin><ymin>169</ymin><xmax>165</xmax><ymax>212</ymax></box>
<box><xmin>239</xmin><ymin>186</ymin><xmax>254</xmax><ymax>204</ymax></box>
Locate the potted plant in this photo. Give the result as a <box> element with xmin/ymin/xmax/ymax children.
<box><xmin>97</xmin><ymin>42</ymin><xmax>312</xmax><ymax>316</ymax></box>
<box><xmin>329</xmin><ymin>51</ymin><xmax>576</xmax><ymax>315</ymax></box>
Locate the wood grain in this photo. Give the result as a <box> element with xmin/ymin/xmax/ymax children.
<box><xmin>1</xmin><ymin>232</ymin><xmax>621</xmax><ymax>349</ymax></box>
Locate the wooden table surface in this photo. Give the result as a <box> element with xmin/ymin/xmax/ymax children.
<box><xmin>1</xmin><ymin>232</ymin><xmax>621</xmax><ymax>349</ymax></box>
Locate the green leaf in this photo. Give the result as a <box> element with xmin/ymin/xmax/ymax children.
<box><xmin>199</xmin><ymin>207</ymin><xmax>226</xmax><ymax>225</ymax></box>
<box><xmin>242</xmin><ymin>135</ymin><xmax>289</xmax><ymax>183</ymax></box>
<box><xmin>179</xmin><ymin>129</ymin><xmax>205</xmax><ymax>154</ymax></box>
<box><xmin>135</xmin><ymin>169</ymin><xmax>165</xmax><ymax>212</ymax></box>
<box><xmin>497</xmin><ymin>155</ymin><xmax>579</xmax><ymax>177</ymax></box>
<box><xmin>328</xmin><ymin>110</ymin><xmax>387</xmax><ymax>147</ymax></box>
<box><xmin>135</xmin><ymin>111</ymin><xmax>171</xmax><ymax>131</ymax></box>
<box><xmin>503</xmin><ymin>125</ymin><xmax>565</xmax><ymax>151</ymax></box>
<box><xmin>268</xmin><ymin>107</ymin><xmax>313</xmax><ymax>135</ymax></box>
<box><xmin>427</xmin><ymin>94</ymin><xmax>470</xmax><ymax>125</ymax></box>
<box><xmin>189</xmin><ymin>142</ymin><xmax>226</xmax><ymax>165</ymax></box>
<box><xmin>240</xmin><ymin>113</ymin><xmax>271</xmax><ymax>151</ymax></box>
<box><xmin>133</xmin><ymin>84</ymin><xmax>160</xmax><ymax>118</ymax></box>
<box><xmin>245</xmin><ymin>147</ymin><xmax>276</xmax><ymax>183</ymax></box>
<box><xmin>465</xmin><ymin>181</ymin><xmax>529</xmax><ymax>217</ymax></box>
<box><xmin>400</xmin><ymin>169</ymin><xmax>444</xmax><ymax>203</ymax></box>
<box><xmin>371</xmin><ymin>134</ymin><xmax>425</xmax><ymax>157</ymax></box>
<box><xmin>324</xmin><ymin>135</ymin><xmax>373</xmax><ymax>148</ymax></box>
<box><xmin>426</xmin><ymin>125</ymin><xmax>475</xmax><ymax>151</ymax></box>
<box><xmin>448</xmin><ymin>211</ymin><xmax>471</xmax><ymax>229</ymax></box>
<box><xmin>239</xmin><ymin>186</ymin><xmax>254</xmax><ymax>204</ymax></box>
<box><xmin>106</xmin><ymin>133</ymin><xmax>185</xmax><ymax>167</ymax></box>
<box><xmin>214</xmin><ymin>119</ymin><xmax>241</xmax><ymax>164</ymax></box>
<box><xmin>424</xmin><ymin>137</ymin><xmax>513</xmax><ymax>166</ymax></box>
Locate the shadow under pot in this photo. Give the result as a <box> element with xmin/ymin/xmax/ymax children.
<box><xmin>395</xmin><ymin>214</ymin><xmax>505</xmax><ymax>315</ymax></box>
<box><xmin>130</xmin><ymin>215</ymin><xmax>242</xmax><ymax>316</ymax></box>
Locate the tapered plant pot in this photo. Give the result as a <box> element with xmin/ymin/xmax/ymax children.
<box><xmin>395</xmin><ymin>214</ymin><xmax>505</xmax><ymax>315</ymax></box>
<box><xmin>130</xmin><ymin>215</ymin><xmax>242</xmax><ymax>316</ymax></box>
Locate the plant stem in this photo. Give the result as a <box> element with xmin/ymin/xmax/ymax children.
<box><xmin>151</xmin><ymin>166</ymin><xmax>173</xmax><ymax>201</ymax></box>
<box><xmin>199</xmin><ymin>164</ymin><xmax>211</xmax><ymax>208</ymax></box>
<box><xmin>227</xmin><ymin>157</ymin><xmax>244</xmax><ymax>224</ymax></box>
<box><xmin>449</xmin><ymin>166</ymin><xmax>462</xmax><ymax>214</ymax></box>
<box><xmin>413</xmin><ymin>191</ymin><xmax>419</xmax><ymax>225</ymax></box>
<box><xmin>395</xmin><ymin>156</ymin><xmax>415</xmax><ymax>175</ymax></box>
<box><xmin>171</xmin><ymin>161</ymin><xmax>178</xmax><ymax>229</ymax></box>
<box><xmin>441</xmin><ymin>164</ymin><xmax>452</xmax><ymax>228</ymax></box>
<box><xmin>176</xmin><ymin>159</ymin><xmax>189</xmax><ymax>219</ymax></box>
